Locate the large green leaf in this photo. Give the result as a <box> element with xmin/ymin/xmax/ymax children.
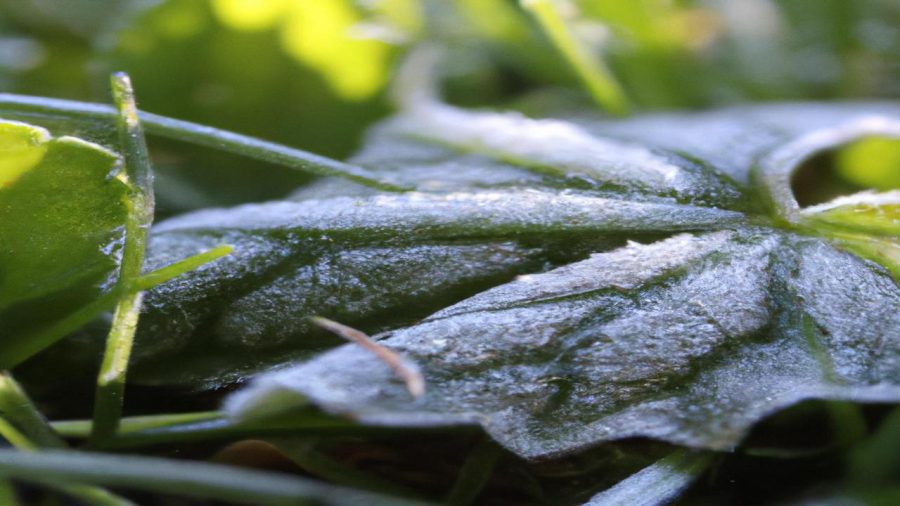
<box><xmin>119</xmin><ymin>188</ymin><xmax>742</xmax><ymax>388</ymax></box>
<box><xmin>212</xmin><ymin>100</ymin><xmax>900</xmax><ymax>460</ymax></box>
<box><xmin>23</xmin><ymin>100</ymin><xmax>899</xmax><ymax>463</ymax></box>
<box><xmin>225</xmin><ymin>228</ymin><xmax>898</xmax><ymax>459</ymax></box>
<box><xmin>0</xmin><ymin>120</ymin><xmax>126</xmax><ymax>348</ymax></box>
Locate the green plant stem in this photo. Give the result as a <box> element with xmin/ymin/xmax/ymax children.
<box><xmin>0</xmin><ymin>373</ymin><xmax>65</xmax><ymax>448</ymax></box>
<box><xmin>0</xmin><ymin>92</ymin><xmax>408</xmax><ymax>191</ymax></box>
<box><xmin>0</xmin><ymin>449</ymin><xmax>429</xmax><ymax>506</ymax></box>
<box><xmin>91</xmin><ymin>73</ymin><xmax>154</xmax><ymax>445</ymax></box>
<box><xmin>521</xmin><ymin>0</ymin><xmax>630</xmax><ymax>116</ymax></box>
<box><xmin>90</xmin><ymin>291</ymin><xmax>144</xmax><ymax>444</ymax></box>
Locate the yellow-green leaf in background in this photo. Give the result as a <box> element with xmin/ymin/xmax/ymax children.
<box><xmin>0</xmin><ymin>121</ymin><xmax>50</xmax><ymax>189</ymax></box>
<box><xmin>835</xmin><ymin>136</ymin><xmax>900</xmax><ymax>191</ymax></box>
<box><xmin>0</xmin><ymin>120</ymin><xmax>126</xmax><ymax>350</ymax></box>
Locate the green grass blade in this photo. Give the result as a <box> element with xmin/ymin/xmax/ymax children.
<box><xmin>0</xmin><ymin>387</ymin><xmax>135</xmax><ymax>505</ymax></box>
<box><xmin>0</xmin><ymin>92</ymin><xmax>409</xmax><ymax>191</ymax></box>
<box><xmin>0</xmin><ymin>449</ymin><xmax>431</xmax><ymax>506</ymax></box>
<box><xmin>134</xmin><ymin>244</ymin><xmax>233</xmax><ymax>291</ymax></box>
<box><xmin>0</xmin><ymin>289</ymin><xmax>118</xmax><ymax>368</ymax></box>
<box><xmin>90</xmin><ymin>291</ymin><xmax>144</xmax><ymax>444</ymax></box>
<box><xmin>91</xmin><ymin>73</ymin><xmax>154</xmax><ymax>445</ymax></box>
<box><xmin>0</xmin><ymin>419</ymin><xmax>34</xmax><ymax>450</ymax></box>
<box><xmin>521</xmin><ymin>0</ymin><xmax>630</xmax><ymax>116</ymax></box>
<box><xmin>0</xmin><ymin>243</ymin><xmax>233</xmax><ymax>369</ymax></box>
<box><xmin>51</xmin><ymin>411</ymin><xmax>224</xmax><ymax>438</ymax></box>
<box><xmin>584</xmin><ymin>450</ymin><xmax>713</xmax><ymax>505</ymax></box>
<box><xmin>0</xmin><ymin>373</ymin><xmax>65</xmax><ymax>448</ymax></box>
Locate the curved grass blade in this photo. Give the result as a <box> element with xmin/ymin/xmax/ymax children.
<box><xmin>0</xmin><ymin>449</ymin><xmax>431</xmax><ymax>506</ymax></box>
<box><xmin>0</xmin><ymin>373</ymin><xmax>65</xmax><ymax>448</ymax></box>
<box><xmin>0</xmin><ymin>93</ymin><xmax>408</xmax><ymax>192</ymax></box>
<box><xmin>521</xmin><ymin>0</ymin><xmax>630</xmax><ymax>116</ymax></box>
<box><xmin>0</xmin><ymin>380</ymin><xmax>134</xmax><ymax>505</ymax></box>
<box><xmin>583</xmin><ymin>450</ymin><xmax>713</xmax><ymax>506</ymax></box>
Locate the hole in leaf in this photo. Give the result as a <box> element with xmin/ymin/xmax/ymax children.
<box><xmin>791</xmin><ymin>136</ymin><xmax>900</xmax><ymax>207</ymax></box>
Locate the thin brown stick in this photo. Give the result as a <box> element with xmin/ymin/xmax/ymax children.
<box><xmin>311</xmin><ymin>317</ymin><xmax>425</xmax><ymax>398</ymax></box>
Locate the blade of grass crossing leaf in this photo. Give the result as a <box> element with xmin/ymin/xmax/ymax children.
<box><xmin>584</xmin><ymin>450</ymin><xmax>714</xmax><ymax>506</ymax></box>
<box><xmin>135</xmin><ymin>244</ymin><xmax>233</xmax><ymax>291</ymax></box>
<box><xmin>0</xmin><ymin>93</ymin><xmax>409</xmax><ymax>191</ymax></box>
<box><xmin>91</xmin><ymin>73</ymin><xmax>154</xmax><ymax>444</ymax></box>
<box><xmin>444</xmin><ymin>440</ymin><xmax>503</xmax><ymax>506</ymax></box>
<box><xmin>0</xmin><ymin>449</ymin><xmax>430</xmax><ymax>506</ymax></box>
<box><xmin>521</xmin><ymin>0</ymin><xmax>630</xmax><ymax>116</ymax></box>
<box><xmin>0</xmin><ymin>373</ymin><xmax>65</xmax><ymax>448</ymax></box>
<box><xmin>0</xmin><ymin>246</ymin><xmax>232</xmax><ymax>368</ymax></box>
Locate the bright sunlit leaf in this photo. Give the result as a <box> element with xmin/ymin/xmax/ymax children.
<box><xmin>280</xmin><ymin>0</ymin><xmax>391</xmax><ymax>100</ymax></box>
<box><xmin>0</xmin><ymin>121</ymin><xmax>49</xmax><ymax>189</ymax></box>
<box><xmin>211</xmin><ymin>0</ymin><xmax>292</xmax><ymax>31</ymax></box>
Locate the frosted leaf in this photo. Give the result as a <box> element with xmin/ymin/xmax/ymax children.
<box><xmin>228</xmin><ymin>229</ymin><xmax>899</xmax><ymax>459</ymax></box>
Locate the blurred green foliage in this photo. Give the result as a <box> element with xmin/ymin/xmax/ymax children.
<box><xmin>2</xmin><ymin>0</ymin><xmax>899</xmax><ymax>214</ymax></box>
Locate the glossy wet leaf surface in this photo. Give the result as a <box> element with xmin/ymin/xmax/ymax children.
<box><xmin>31</xmin><ymin>101</ymin><xmax>900</xmax><ymax>462</ymax></box>
<box><xmin>217</xmin><ymin>101</ymin><xmax>899</xmax><ymax>460</ymax></box>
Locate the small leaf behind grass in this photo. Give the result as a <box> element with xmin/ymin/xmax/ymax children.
<box><xmin>0</xmin><ymin>120</ymin><xmax>127</xmax><ymax>362</ymax></box>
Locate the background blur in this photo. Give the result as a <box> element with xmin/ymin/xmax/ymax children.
<box><xmin>1</xmin><ymin>0</ymin><xmax>899</xmax><ymax>213</ymax></box>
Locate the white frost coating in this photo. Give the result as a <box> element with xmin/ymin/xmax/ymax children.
<box><xmin>800</xmin><ymin>190</ymin><xmax>900</xmax><ymax>215</ymax></box>
<box><xmin>154</xmin><ymin>189</ymin><xmax>744</xmax><ymax>234</ymax></box>
<box><xmin>432</xmin><ymin>231</ymin><xmax>734</xmax><ymax>317</ymax></box>
<box><xmin>393</xmin><ymin>103</ymin><xmax>688</xmax><ymax>192</ymax></box>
